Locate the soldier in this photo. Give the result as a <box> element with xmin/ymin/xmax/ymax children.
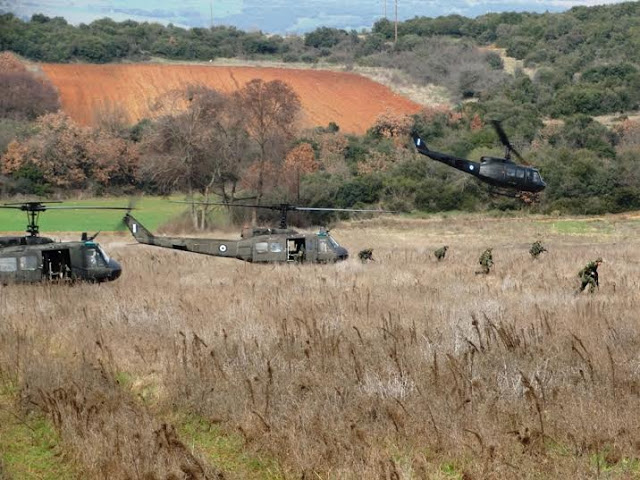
<box><xmin>578</xmin><ymin>257</ymin><xmax>603</xmax><ymax>293</ymax></box>
<box><xmin>295</xmin><ymin>244</ymin><xmax>306</xmax><ymax>263</ymax></box>
<box><xmin>529</xmin><ymin>240</ymin><xmax>547</xmax><ymax>259</ymax></box>
<box><xmin>434</xmin><ymin>245</ymin><xmax>449</xmax><ymax>261</ymax></box>
<box><xmin>476</xmin><ymin>248</ymin><xmax>493</xmax><ymax>274</ymax></box>
<box><xmin>358</xmin><ymin>248</ymin><xmax>374</xmax><ymax>263</ymax></box>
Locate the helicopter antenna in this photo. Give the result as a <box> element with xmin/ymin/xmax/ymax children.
<box><xmin>171</xmin><ymin>201</ymin><xmax>395</xmax><ymax>229</ymax></box>
<box><xmin>0</xmin><ymin>202</ymin><xmax>134</xmax><ymax>237</ymax></box>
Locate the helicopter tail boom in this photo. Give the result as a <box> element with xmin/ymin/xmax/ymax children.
<box><xmin>123</xmin><ymin>214</ymin><xmax>240</xmax><ymax>258</ymax></box>
<box><xmin>412</xmin><ymin>134</ymin><xmax>481</xmax><ymax>177</ymax></box>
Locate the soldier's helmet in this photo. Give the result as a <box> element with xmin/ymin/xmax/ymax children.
<box><xmin>595</xmin><ymin>257</ymin><xmax>603</xmax><ymax>263</ymax></box>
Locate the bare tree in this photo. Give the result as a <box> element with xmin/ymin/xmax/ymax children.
<box><xmin>92</xmin><ymin>100</ymin><xmax>130</xmax><ymax>137</ymax></box>
<box><xmin>142</xmin><ymin>85</ymin><xmax>251</xmax><ymax>229</ymax></box>
<box><xmin>233</xmin><ymin>79</ymin><xmax>301</xmax><ymax>223</ymax></box>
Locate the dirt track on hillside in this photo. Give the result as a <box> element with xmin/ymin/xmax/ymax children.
<box><xmin>41</xmin><ymin>63</ymin><xmax>423</xmax><ymax>134</ymax></box>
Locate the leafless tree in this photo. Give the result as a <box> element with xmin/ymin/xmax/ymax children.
<box><xmin>233</xmin><ymin>79</ymin><xmax>301</xmax><ymax>223</ymax></box>
<box><xmin>142</xmin><ymin>85</ymin><xmax>251</xmax><ymax>229</ymax></box>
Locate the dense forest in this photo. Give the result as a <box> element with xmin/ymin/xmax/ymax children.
<box><xmin>1</xmin><ymin>2</ymin><xmax>640</xmax><ymax>222</ymax></box>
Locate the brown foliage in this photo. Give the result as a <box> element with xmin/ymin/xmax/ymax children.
<box><xmin>240</xmin><ymin>160</ymin><xmax>280</xmax><ymax>193</ymax></box>
<box><xmin>282</xmin><ymin>142</ymin><xmax>318</xmax><ymax>197</ymax></box>
<box><xmin>356</xmin><ymin>149</ymin><xmax>396</xmax><ymax>174</ymax></box>
<box><xmin>93</xmin><ymin>100</ymin><xmax>131</xmax><ymax>137</ymax></box>
<box><xmin>369</xmin><ymin>110</ymin><xmax>413</xmax><ymax>141</ymax></box>
<box><xmin>0</xmin><ymin>51</ymin><xmax>26</xmax><ymax>73</ymax></box>
<box><xmin>316</xmin><ymin>131</ymin><xmax>349</xmax><ymax>174</ymax></box>
<box><xmin>0</xmin><ymin>70</ymin><xmax>60</xmax><ymax>121</ymax></box>
<box><xmin>613</xmin><ymin>119</ymin><xmax>640</xmax><ymax>150</ymax></box>
<box><xmin>1</xmin><ymin>112</ymin><xmax>139</xmax><ymax>190</ymax></box>
<box><xmin>234</xmin><ymin>79</ymin><xmax>301</xmax><ymax>208</ymax></box>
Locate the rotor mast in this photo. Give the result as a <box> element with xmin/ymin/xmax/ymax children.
<box><xmin>26</xmin><ymin>208</ymin><xmax>41</xmax><ymax>236</ymax></box>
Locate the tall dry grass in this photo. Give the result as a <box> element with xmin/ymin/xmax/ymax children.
<box><xmin>2</xmin><ymin>213</ymin><xmax>640</xmax><ymax>478</ymax></box>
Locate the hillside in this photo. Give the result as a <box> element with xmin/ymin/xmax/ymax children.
<box><xmin>40</xmin><ymin>63</ymin><xmax>424</xmax><ymax>134</ymax></box>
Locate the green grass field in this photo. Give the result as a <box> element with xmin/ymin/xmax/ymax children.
<box><xmin>0</xmin><ymin>197</ymin><xmax>227</xmax><ymax>233</ymax></box>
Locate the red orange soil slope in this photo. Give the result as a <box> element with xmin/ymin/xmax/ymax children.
<box><xmin>40</xmin><ymin>64</ymin><xmax>423</xmax><ymax>134</ymax></box>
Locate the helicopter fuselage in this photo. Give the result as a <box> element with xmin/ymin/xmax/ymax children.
<box><xmin>0</xmin><ymin>237</ymin><xmax>122</xmax><ymax>283</ymax></box>
<box><xmin>413</xmin><ymin>136</ymin><xmax>546</xmax><ymax>193</ymax></box>
<box><xmin>124</xmin><ymin>214</ymin><xmax>349</xmax><ymax>263</ymax></box>
<box><xmin>477</xmin><ymin>156</ymin><xmax>546</xmax><ymax>193</ymax></box>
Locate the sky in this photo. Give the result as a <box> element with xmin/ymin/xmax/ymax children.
<box><xmin>1</xmin><ymin>0</ymin><xmax>632</xmax><ymax>34</ymax></box>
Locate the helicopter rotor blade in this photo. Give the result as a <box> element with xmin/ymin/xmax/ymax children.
<box><xmin>170</xmin><ymin>200</ymin><xmax>276</xmax><ymax>210</ymax></box>
<box><xmin>292</xmin><ymin>206</ymin><xmax>397</xmax><ymax>214</ymax></box>
<box><xmin>1</xmin><ymin>201</ymin><xmax>62</xmax><ymax>206</ymax></box>
<box><xmin>491</xmin><ymin>120</ymin><xmax>526</xmax><ymax>164</ymax></box>
<box><xmin>1</xmin><ymin>203</ymin><xmax>134</xmax><ymax>211</ymax></box>
<box><xmin>43</xmin><ymin>206</ymin><xmax>134</xmax><ymax>210</ymax></box>
<box><xmin>171</xmin><ymin>201</ymin><xmax>395</xmax><ymax>214</ymax></box>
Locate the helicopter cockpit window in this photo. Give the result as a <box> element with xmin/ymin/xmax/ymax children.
<box><xmin>255</xmin><ymin>242</ymin><xmax>268</xmax><ymax>254</ymax></box>
<box><xmin>0</xmin><ymin>257</ymin><xmax>17</xmax><ymax>272</ymax></box>
<box><xmin>506</xmin><ymin>166</ymin><xmax>516</xmax><ymax>177</ymax></box>
<box><xmin>269</xmin><ymin>242</ymin><xmax>283</xmax><ymax>253</ymax></box>
<box><xmin>533</xmin><ymin>171</ymin><xmax>541</xmax><ymax>183</ymax></box>
<box><xmin>328</xmin><ymin>236</ymin><xmax>340</xmax><ymax>249</ymax></box>
<box><xmin>516</xmin><ymin>168</ymin><xmax>525</xmax><ymax>179</ymax></box>
<box><xmin>19</xmin><ymin>256</ymin><xmax>38</xmax><ymax>271</ymax></box>
<box><xmin>85</xmin><ymin>247</ymin><xmax>107</xmax><ymax>267</ymax></box>
<box><xmin>98</xmin><ymin>245</ymin><xmax>110</xmax><ymax>263</ymax></box>
<box><xmin>318</xmin><ymin>238</ymin><xmax>329</xmax><ymax>253</ymax></box>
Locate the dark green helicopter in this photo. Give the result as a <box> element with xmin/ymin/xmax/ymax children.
<box><xmin>124</xmin><ymin>202</ymin><xmax>391</xmax><ymax>264</ymax></box>
<box><xmin>0</xmin><ymin>202</ymin><xmax>130</xmax><ymax>283</ymax></box>
<box><xmin>412</xmin><ymin>121</ymin><xmax>546</xmax><ymax>196</ymax></box>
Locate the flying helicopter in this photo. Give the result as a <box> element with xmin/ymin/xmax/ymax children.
<box><xmin>123</xmin><ymin>202</ymin><xmax>392</xmax><ymax>264</ymax></box>
<box><xmin>0</xmin><ymin>201</ymin><xmax>130</xmax><ymax>283</ymax></box>
<box><xmin>412</xmin><ymin>121</ymin><xmax>546</xmax><ymax>196</ymax></box>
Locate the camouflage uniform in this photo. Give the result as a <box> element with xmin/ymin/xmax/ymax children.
<box><xmin>358</xmin><ymin>248</ymin><xmax>374</xmax><ymax>263</ymax></box>
<box><xmin>578</xmin><ymin>258</ymin><xmax>602</xmax><ymax>293</ymax></box>
<box><xmin>477</xmin><ymin>248</ymin><xmax>493</xmax><ymax>274</ymax></box>
<box><xmin>434</xmin><ymin>246</ymin><xmax>449</xmax><ymax>261</ymax></box>
<box><xmin>295</xmin><ymin>245</ymin><xmax>306</xmax><ymax>263</ymax></box>
<box><xmin>529</xmin><ymin>241</ymin><xmax>547</xmax><ymax>259</ymax></box>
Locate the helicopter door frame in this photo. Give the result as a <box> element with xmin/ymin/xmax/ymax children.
<box><xmin>524</xmin><ymin>168</ymin><xmax>533</xmax><ymax>188</ymax></box>
<box><xmin>286</xmin><ymin>238</ymin><xmax>307</xmax><ymax>262</ymax></box>
<box><xmin>42</xmin><ymin>248</ymin><xmax>72</xmax><ymax>280</ymax></box>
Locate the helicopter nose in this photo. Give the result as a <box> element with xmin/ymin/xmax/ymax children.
<box><xmin>336</xmin><ymin>247</ymin><xmax>349</xmax><ymax>261</ymax></box>
<box><xmin>107</xmin><ymin>258</ymin><xmax>122</xmax><ymax>281</ymax></box>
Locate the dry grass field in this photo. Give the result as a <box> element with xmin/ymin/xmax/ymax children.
<box><xmin>2</xmin><ymin>213</ymin><xmax>640</xmax><ymax>478</ymax></box>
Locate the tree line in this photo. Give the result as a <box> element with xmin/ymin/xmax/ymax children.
<box><xmin>2</xmin><ymin>2</ymin><xmax>639</xmax><ymax>116</ymax></box>
<box><xmin>2</xmin><ymin>65</ymin><xmax>640</xmax><ymax>224</ymax></box>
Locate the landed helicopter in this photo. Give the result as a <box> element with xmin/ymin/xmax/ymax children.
<box><xmin>124</xmin><ymin>202</ymin><xmax>392</xmax><ymax>264</ymax></box>
<box><xmin>412</xmin><ymin>121</ymin><xmax>546</xmax><ymax>196</ymax></box>
<box><xmin>0</xmin><ymin>202</ymin><xmax>129</xmax><ymax>283</ymax></box>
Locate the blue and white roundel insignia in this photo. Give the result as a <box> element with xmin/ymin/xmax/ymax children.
<box><xmin>219</xmin><ymin>244</ymin><xmax>227</xmax><ymax>252</ymax></box>
<box><xmin>469</xmin><ymin>165</ymin><xmax>475</xmax><ymax>171</ymax></box>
